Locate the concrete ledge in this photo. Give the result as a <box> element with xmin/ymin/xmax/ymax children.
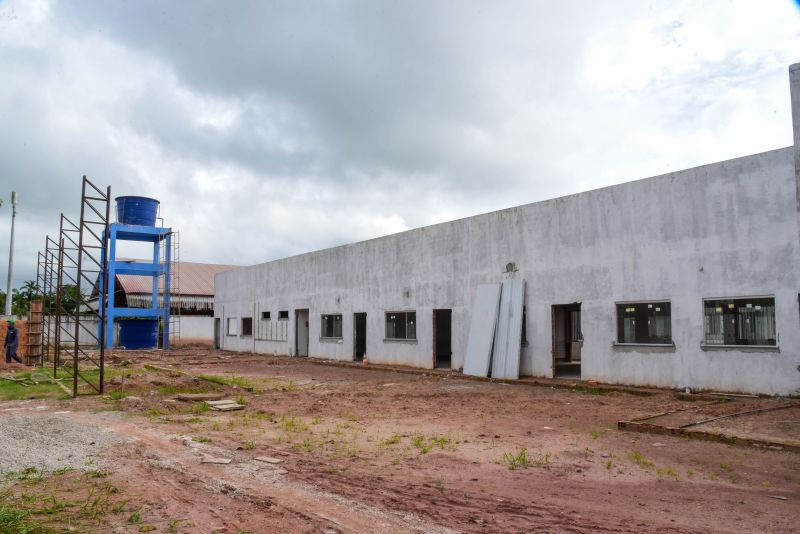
<box><xmin>382</xmin><ymin>338</ymin><xmax>418</xmax><ymax>344</ymax></box>
<box><xmin>700</xmin><ymin>344</ymin><xmax>780</xmax><ymax>353</ymax></box>
<box><xmin>612</xmin><ymin>343</ymin><xmax>676</xmax><ymax>353</ymax></box>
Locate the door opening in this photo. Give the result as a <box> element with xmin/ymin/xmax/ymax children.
<box><xmin>295</xmin><ymin>309</ymin><xmax>309</xmax><ymax>357</ymax></box>
<box><xmin>552</xmin><ymin>303</ymin><xmax>582</xmax><ymax>379</ymax></box>
<box><xmin>214</xmin><ymin>318</ymin><xmax>220</xmax><ymax>349</ymax></box>
<box><xmin>353</xmin><ymin>312</ymin><xmax>367</xmax><ymax>362</ymax></box>
<box><xmin>433</xmin><ymin>309</ymin><xmax>452</xmax><ymax>369</ymax></box>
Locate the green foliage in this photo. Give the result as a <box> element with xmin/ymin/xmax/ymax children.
<box><xmin>502</xmin><ymin>448</ymin><xmax>531</xmax><ymax>470</ymax></box>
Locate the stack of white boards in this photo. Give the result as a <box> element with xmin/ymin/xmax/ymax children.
<box><xmin>207</xmin><ymin>399</ymin><xmax>245</xmax><ymax>411</ymax></box>
<box><xmin>463</xmin><ymin>279</ymin><xmax>526</xmax><ymax>380</ymax></box>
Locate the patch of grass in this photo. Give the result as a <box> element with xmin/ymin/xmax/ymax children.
<box><xmin>192</xmin><ymin>402</ymin><xmax>210</xmax><ymax>414</ymax></box>
<box><xmin>236</xmin><ymin>395</ymin><xmax>247</xmax><ymax>406</ymax></box>
<box><xmin>243</xmin><ymin>440</ymin><xmax>256</xmax><ymax>450</ymax></box>
<box><xmin>139</xmin><ymin>525</ymin><xmax>156</xmax><ymax>532</ymax></box>
<box><xmin>411</xmin><ymin>433</ymin><xmax>433</xmax><ymax>454</ymax></box>
<box><xmin>590</xmin><ymin>427</ymin><xmax>611</xmax><ymax>440</ymax></box>
<box><xmin>627</xmin><ymin>450</ymin><xmax>655</xmax><ymax>470</ymax></box>
<box><xmin>0</xmin><ymin>502</ymin><xmax>39</xmax><ymax>533</ymax></box>
<box><xmin>144</xmin><ymin>408</ymin><xmax>165</xmax><ymax>418</ymax></box>
<box><xmin>129</xmin><ymin>510</ymin><xmax>142</xmax><ymax>524</ymax></box>
<box><xmin>272</xmin><ymin>380</ymin><xmax>297</xmax><ymax>392</ymax></box>
<box><xmin>280</xmin><ymin>415</ymin><xmax>308</xmax><ymax>433</ymax></box>
<box><xmin>109</xmin><ymin>390</ymin><xmax>129</xmax><ymax>400</ymax></box>
<box><xmin>197</xmin><ymin>374</ymin><xmax>264</xmax><ymax>394</ymax></box>
<box><xmin>502</xmin><ymin>448</ymin><xmax>531</xmax><ymax>470</ymax></box>
<box><xmin>0</xmin><ymin>370</ymin><xmax>66</xmax><ymax>401</ymax></box>
<box><xmin>656</xmin><ymin>466</ymin><xmax>679</xmax><ymax>479</ymax></box>
<box><xmin>311</xmin><ymin>415</ymin><xmax>323</xmax><ymax>425</ymax></box>
<box><xmin>533</xmin><ymin>451</ymin><xmax>552</xmax><ymax>468</ymax></box>
<box><xmin>380</xmin><ymin>434</ymin><xmax>402</xmax><ymax>447</ymax></box>
<box><xmin>192</xmin><ymin>436</ymin><xmax>212</xmax><ymax>443</ymax></box>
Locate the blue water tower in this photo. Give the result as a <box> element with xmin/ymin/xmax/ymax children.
<box><xmin>99</xmin><ymin>196</ymin><xmax>172</xmax><ymax>349</ymax></box>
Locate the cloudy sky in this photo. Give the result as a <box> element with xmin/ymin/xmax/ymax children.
<box><xmin>0</xmin><ymin>0</ymin><xmax>799</xmax><ymax>289</ymax></box>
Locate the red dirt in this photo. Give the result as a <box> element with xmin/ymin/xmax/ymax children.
<box><xmin>2</xmin><ymin>348</ymin><xmax>798</xmax><ymax>533</ymax></box>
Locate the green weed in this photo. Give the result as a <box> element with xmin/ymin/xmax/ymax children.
<box><xmin>502</xmin><ymin>448</ymin><xmax>531</xmax><ymax>470</ymax></box>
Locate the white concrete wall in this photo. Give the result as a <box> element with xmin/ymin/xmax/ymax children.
<box><xmin>215</xmin><ymin>147</ymin><xmax>800</xmax><ymax>395</ymax></box>
<box><xmin>177</xmin><ymin>316</ymin><xmax>215</xmax><ymax>344</ymax></box>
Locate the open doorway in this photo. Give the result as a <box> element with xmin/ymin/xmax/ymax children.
<box><xmin>353</xmin><ymin>312</ymin><xmax>367</xmax><ymax>362</ymax></box>
<box><xmin>295</xmin><ymin>309</ymin><xmax>309</xmax><ymax>357</ymax></box>
<box><xmin>214</xmin><ymin>318</ymin><xmax>220</xmax><ymax>349</ymax></box>
<box><xmin>552</xmin><ymin>303</ymin><xmax>582</xmax><ymax>379</ymax></box>
<box><xmin>433</xmin><ymin>309</ymin><xmax>452</xmax><ymax>369</ymax></box>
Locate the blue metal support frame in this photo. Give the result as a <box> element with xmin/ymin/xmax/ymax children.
<box><xmin>99</xmin><ymin>223</ymin><xmax>172</xmax><ymax>349</ymax></box>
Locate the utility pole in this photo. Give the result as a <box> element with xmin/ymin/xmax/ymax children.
<box><xmin>5</xmin><ymin>191</ymin><xmax>17</xmax><ymax>316</ymax></box>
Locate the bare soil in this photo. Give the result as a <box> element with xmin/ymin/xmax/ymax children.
<box><xmin>1</xmin><ymin>347</ymin><xmax>798</xmax><ymax>533</ymax></box>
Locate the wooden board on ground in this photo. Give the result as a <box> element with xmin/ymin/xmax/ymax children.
<box><xmin>255</xmin><ymin>456</ymin><xmax>283</xmax><ymax>464</ymax></box>
<box><xmin>201</xmin><ymin>457</ymin><xmax>232</xmax><ymax>464</ymax></box>
<box><xmin>207</xmin><ymin>399</ymin><xmax>245</xmax><ymax>411</ymax></box>
<box><xmin>175</xmin><ymin>393</ymin><xmax>225</xmax><ymax>402</ymax></box>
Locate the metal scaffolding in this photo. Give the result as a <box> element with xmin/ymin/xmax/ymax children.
<box><xmin>35</xmin><ymin>177</ymin><xmax>110</xmax><ymax>396</ymax></box>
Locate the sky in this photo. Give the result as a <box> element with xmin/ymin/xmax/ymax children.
<box><xmin>0</xmin><ymin>0</ymin><xmax>799</xmax><ymax>291</ymax></box>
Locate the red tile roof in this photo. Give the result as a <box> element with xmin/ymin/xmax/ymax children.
<box><xmin>116</xmin><ymin>261</ymin><xmax>238</xmax><ymax>296</ymax></box>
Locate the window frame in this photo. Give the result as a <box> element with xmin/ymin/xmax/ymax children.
<box><xmin>278</xmin><ymin>310</ymin><xmax>289</xmax><ymax>320</ymax></box>
<box><xmin>614</xmin><ymin>299</ymin><xmax>673</xmax><ymax>346</ymax></box>
<box><xmin>384</xmin><ymin>310</ymin><xmax>417</xmax><ymax>342</ymax></box>
<box><xmin>241</xmin><ymin>317</ymin><xmax>253</xmax><ymax>337</ymax></box>
<box><xmin>261</xmin><ymin>311</ymin><xmax>271</xmax><ymax>320</ymax></box>
<box><xmin>702</xmin><ymin>295</ymin><xmax>777</xmax><ymax>348</ymax></box>
<box><xmin>320</xmin><ymin>314</ymin><xmax>343</xmax><ymax>340</ymax></box>
<box><xmin>226</xmin><ymin>317</ymin><xmax>238</xmax><ymax>336</ymax></box>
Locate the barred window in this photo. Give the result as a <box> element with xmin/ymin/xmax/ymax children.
<box><xmin>616</xmin><ymin>302</ymin><xmax>672</xmax><ymax>344</ymax></box>
<box><xmin>704</xmin><ymin>297</ymin><xmax>776</xmax><ymax>346</ymax></box>
<box><xmin>321</xmin><ymin>314</ymin><xmax>343</xmax><ymax>338</ymax></box>
<box><xmin>385</xmin><ymin>311</ymin><xmax>416</xmax><ymax>340</ymax></box>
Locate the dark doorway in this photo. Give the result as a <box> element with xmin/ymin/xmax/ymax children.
<box><xmin>552</xmin><ymin>303</ymin><xmax>582</xmax><ymax>379</ymax></box>
<box><xmin>295</xmin><ymin>309</ymin><xmax>309</xmax><ymax>357</ymax></box>
<box><xmin>433</xmin><ymin>309</ymin><xmax>452</xmax><ymax>369</ymax></box>
<box><xmin>354</xmin><ymin>312</ymin><xmax>367</xmax><ymax>362</ymax></box>
<box><xmin>214</xmin><ymin>318</ymin><xmax>220</xmax><ymax>349</ymax></box>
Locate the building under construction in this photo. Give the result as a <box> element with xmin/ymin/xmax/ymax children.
<box><xmin>215</xmin><ymin>64</ymin><xmax>800</xmax><ymax>396</ymax></box>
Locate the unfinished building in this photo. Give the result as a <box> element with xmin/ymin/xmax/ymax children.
<box><xmin>214</xmin><ymin>64</ymin><xmax>800</xmax><ymax>396</ymax></box>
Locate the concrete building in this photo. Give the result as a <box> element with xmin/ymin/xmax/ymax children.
<box><xmin>215</xmin><ymin>64</ymin><xmax>800</xmax><ymax>396</ymax></box>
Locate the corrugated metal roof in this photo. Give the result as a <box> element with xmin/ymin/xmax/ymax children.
<box><xmin>116</xmin><ymin>261</ymin><xmax>238</xmax><ymax>296</ymax></box>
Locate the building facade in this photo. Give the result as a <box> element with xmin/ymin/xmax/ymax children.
<box><xmin>215</xmin><ymin>65</ymin><xmax>800</xmax><ymax>396</ymax></box>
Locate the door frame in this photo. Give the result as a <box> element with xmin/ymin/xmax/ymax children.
<box><xmin>432</xmin><ymin>308</ymin><xmax>452</xmax><ymax>369</ymax></box>
<box><xmin>551</xmin><ymin>302</ymin><xmax>582</xmax><ymax>378</ymax></box>
<box><xmin>295</xmin><ymin>308</ymin><xmax>309</xmax><ymax>357</ymax></box>
<box><xmin>353</xmin><ymin>312</ymin><xmax>367</xmax><ymax>362</ymax></box>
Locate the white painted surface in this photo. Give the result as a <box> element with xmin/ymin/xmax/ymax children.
<box><xmin>491</xmin><ymin>279</ymin><xmax>525</xmax><ymax>380</ymax></box>
<box><xmin>463</xmin><ymin>284</ymin><xmax>502</xmax><ymax>377</ymax></box>
<box><xmin>216</xmin><ymin>144</ymin><xmax>800</xmax><ymax>395</ymax></box>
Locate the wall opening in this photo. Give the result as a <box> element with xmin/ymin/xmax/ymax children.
<box><xmin>552</xmin><ymin>303</ymin><xmax>582</xmax><ymax>379</ymax></box>
<box><xmin>214</xmin><ymin>318</ymin><xmax>220</xmax><ymax>349</ymax></box>
<box><xmin>433</xmin><ymin>309</ymin><xmax>452</xmax><ymax>369</ymax></box>
<box><xmin>295</xmin><ymin>309</ymin><xmax>309</xmax><ymax>357</ymax></box>
<box><xmin>353</xmin><ymin>312</ymin><xmax>367</xmax><ymax>362</ymax></box>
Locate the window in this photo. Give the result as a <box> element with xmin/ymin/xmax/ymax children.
<box><xmin>261</xmin><ymin>311</ymin><xmax>271</xmax><ymax>320</ymax></box>
<box><xmin>704</xmin><ymin>297</ymin><xmax>776</xmax><ymax>346</ymax></box>
<box><xmin>226</xmin><ymin>317</ymin><xmax>238</xmax><ymax>336</ymax></box>
<box><xmin>278</xmin><ymin>310</ymin><xmax>289</xmax><ymax>320</ymax></box>
<box><xmin>321</xmin><ymin>314</ymin><xmax>343</xmax><ymax>338</ymax></box>
<box><xmin>241</xmin><ymin>317</ymin><xmax>253</xmax><ymax>336</ymax></box>
<box><xmin>616</xmin><ymin>301</ymin><xmax>672</xmax><ymax>345</ymax></box>
<box><xmin>385</xmin><ymin>311</ymin><xmax>416</xmax><ymax>340</ymax></box>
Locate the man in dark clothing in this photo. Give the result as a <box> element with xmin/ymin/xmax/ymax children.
<box><xmin>4</xmin><ymin>320</ymin><xmax>23</xmax><ymax>365</ymax></box>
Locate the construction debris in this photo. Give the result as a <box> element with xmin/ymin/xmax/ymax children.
<box><xmin>207</xmin><ymin>399</ymin><xmax>245</xmax><ymax>411</ymax></box>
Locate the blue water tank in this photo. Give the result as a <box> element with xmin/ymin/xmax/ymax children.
<box><xmin>119</xmin><ymin>320</ymin><xmax>158</xmax><ymax>349</ymax></box>
<box><xmin>115</xmin><ymin>196</ymin><xmax>159</xmax><ymax>226</ymax></box>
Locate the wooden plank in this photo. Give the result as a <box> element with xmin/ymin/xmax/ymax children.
<box><xmin>201</xmin><ymin>457</ymin><xmax>232</xmax><ymax>464</ymax></box>
<box><xmin>210</xmin><ymin>404</ymin><xmax>244</xmax><ymax>412</ymax></box>
<box><xmin>255</xmin><ymin>456</ymin><xmax>283</xmax><ymax>464</ymax></box>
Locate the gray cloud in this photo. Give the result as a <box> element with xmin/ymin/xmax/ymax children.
<box><xmin>0</xmin><ymin>0</ymin><xmax>798</xmax><ymax>291</ymax></box>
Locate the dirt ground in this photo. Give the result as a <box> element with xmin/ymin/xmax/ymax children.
<box><xmin>1</xmin><ymin>347</ymin><xmax>798</xmax><ymax>533</ymax></box>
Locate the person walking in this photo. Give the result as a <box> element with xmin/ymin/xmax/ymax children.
<box><xmin>4</xmin><ymin>319</ymin><xmax>23</xmax><ymax>366</ymax></box>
